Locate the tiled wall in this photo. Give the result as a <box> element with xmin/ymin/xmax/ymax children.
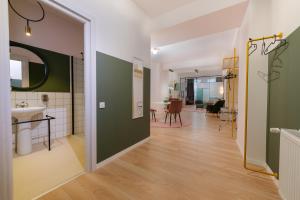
<box><xmin>74</xmin><ymin>57</ymin><xmax>85</xmax><ymax>135</ymax></box>
<box><xmin>11</xmin><ymin>57</ymin><xmax>85</xmax><ymax>148</ymax></box>
<box><xmin>11</xmin><ymin>92</ymin><xmax>72</xmax><ymax>145</ymax></box>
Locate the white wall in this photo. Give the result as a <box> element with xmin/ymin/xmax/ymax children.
<box><xmin>271</xmin><ymin>0</ymin><xmax>300</xmax><ymax>37</ymax></box>
<box><xmin>151</xmin><ymin>62</ymin><xmax>162</xmax><ymax>102</ymax></box>
<box><xmin>150</xmin><ymin>61</ymin><xmax>179</xmax><ymax>103</ymax></box>
<box><xmin>55</xmin><ymin>0</ymin><xmax>152</xmax><ymax>66</ymax></box>
<box><xmin>235</xmin><ymin>0</ymin><xmax>272</xmax><ymax>165</ymax></box>
<box><xmin>236</xmin><ymin>0</ymin><xmax>300</xmax><ymax>166</ymax></box>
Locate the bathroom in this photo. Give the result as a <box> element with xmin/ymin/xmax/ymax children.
<box><xmin>8</xmin><ymin>0</ymin><xmax>86</xmax><ymax>199</ymax></box>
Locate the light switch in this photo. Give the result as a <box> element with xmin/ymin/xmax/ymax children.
<box><xmin>99</xmin><ymin>102</ymin><xmax>105</xmax><ymax>109</ymax></box>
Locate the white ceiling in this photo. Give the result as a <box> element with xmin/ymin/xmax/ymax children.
<box><xmin>148</xmin><ymin>1</ymin><xmax>248</xmax><ymax>74</ymax></box>
<box><xmin>151</xmin><ymin>2</ymin><xmax>248</xmax><ymax>47</ymax></box>
<box><xmin>132</xmin><ymin>0</ymin><xmax>196</xmax><ymax>17</ymax></box>
<box><xmin>154</xmin><ymin>0</ymin><xmax>248</xmax><ymax>29</ymax></box>
<box><xmin>154</xmin><ymin>29</ymin><xmax>238</xmax><ymax>71</ymax></box>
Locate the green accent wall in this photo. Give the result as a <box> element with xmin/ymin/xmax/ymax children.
<box><xmin>29</xmin><ymin>62</ymin><xmax>45</xmax><ymax>87</ymax></box>
<box><xmin>267</xmin><ymin>27</ymin><xmax>300</xmax><ymax>175</ymax></box>
<box><xmin>11</xmin><ymin>41</ymin><xmax>70</xmax><ymax>92</ymax></box>
<box><xmin>96</xmin><ymin>52</ymin><xmax>150</xmax><ymax>163</ymax></box>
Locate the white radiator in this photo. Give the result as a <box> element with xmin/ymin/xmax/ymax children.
<box><xmin>279</xmin><ymin>129</ymin><xmax>300</xmax><ymax>200</ymax></box>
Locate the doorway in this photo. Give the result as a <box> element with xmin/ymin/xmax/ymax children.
<box><xmin>0</xmin><ymin>0</ymin><xmax>96</xmax><ymax>199</ymax></box>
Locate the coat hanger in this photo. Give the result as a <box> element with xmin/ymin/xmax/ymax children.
<box><xmin>270</xmin><ymin>40</ymin><xmax>289</xmax><ymax>69</ymax></box>
<box><xmin>257</xmin><ymin>70</ymin><xmax>280</xmax><ymax>83</ymax></box>
<box><xmin>248</xmin><ymin>39</ymin><xmax>258</xmax><ymax>56</ymax></box>
<box><xmin>263</xmin><ymin>35</ymin><xmax>288</xmax><ymax>55</ymax></box>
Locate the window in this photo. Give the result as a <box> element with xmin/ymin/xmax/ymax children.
<box><xmin>10</xmin><ymin>60</ymin><xmax>22</xmax><ymax>80</ymax></box>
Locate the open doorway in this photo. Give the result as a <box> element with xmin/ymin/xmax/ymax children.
<box><xmin>7</xmin><ymin>0</ymin><xmax>89</xmax><ymax>199</ymax></box>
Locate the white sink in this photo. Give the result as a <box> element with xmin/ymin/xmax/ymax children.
<box><xmin>12</xmin><ymin>107</ymin><xmax>45</xmax><ymax>155</ymax></box>
<box><xmin>12</xmin><ymin>107</ymin><xmax>45</xmax><ymax>120</ymax></box>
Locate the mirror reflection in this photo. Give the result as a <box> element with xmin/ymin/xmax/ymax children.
<box><xmin>10</xmin><ymin>46</ymin><xmax>47</xmax><ymax>89</ymax></box>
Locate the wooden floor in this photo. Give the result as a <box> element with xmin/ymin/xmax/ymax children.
<box><xmin>40</xmin><ymin>111</ymin><xmax>281</xmax><ymax>200</ymax></box>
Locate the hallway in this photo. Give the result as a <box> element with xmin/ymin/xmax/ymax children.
<box><xmin>40</xmin><ymin>111</ymin><xmax>281</xmax><ymax>200</ymax></box>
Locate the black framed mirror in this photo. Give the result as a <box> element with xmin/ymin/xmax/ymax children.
<box><xmin>10</xmin><ymin>41</ymin><xmax>49</xmax><ymax>91</ymax></box>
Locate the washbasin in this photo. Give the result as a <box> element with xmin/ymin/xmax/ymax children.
<box><xmin>12</xmin><ymin>107</ymin><xmax>45</xmax><ymax>155</ymax></box>
<box><xmin>12</xmin><ymin>107</ymin><xmax>45</xmax><ymax>120</ymax></box>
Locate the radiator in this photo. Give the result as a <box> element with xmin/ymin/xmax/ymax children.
<box><xmin>279</xmin><ymin>129</ymin><xmax>300</xmax><ymax>200</ymax></box>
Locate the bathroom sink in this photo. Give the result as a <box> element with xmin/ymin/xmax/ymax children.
<box><xmin>12</xmin><ymin>107</ymin><xmax>45</xmax><ymax>120</ymax></box>
<box><xmin>12</xmin><ymin>107</ymin><xmax>46</xmax><ymax>155</ymax></box>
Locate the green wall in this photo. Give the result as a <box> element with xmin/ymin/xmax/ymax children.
<box><xmin>11</xmin><ymin>41</ymin><xmax>70</xmax><ymax>92</ymax></box>
<box><xmin>96</xmin><ymin>52</ymin><xmax>150</xmax><ymax>163</ymax></box>
<box><xmin>29</xmin><ymin>62</ymin><xmax>45</xmax><ymax>87</ymax></box>
<box><xmin>267</xmin><ymin>27</ymin><xmax>300</xmax><ymax>175</ymax></box>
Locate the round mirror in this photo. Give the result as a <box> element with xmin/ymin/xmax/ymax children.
<box><xmin>10</xmin><ymin>43</ymin><xmax>49</xmax><ymax>91</ymax></box>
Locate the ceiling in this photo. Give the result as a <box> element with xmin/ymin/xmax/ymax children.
<box><xmin>151</xmin><ymin>2</ymin><xmax>248</xmax><ymax>47</ymax></box>
<box><xmin>154</xmin><ymin>29</ymin><xmax>238</xmax><ymax>70</ymax></box>
<box><xmin>13</xmin><ymin>0</ymin><xmax>83</xmax><ymax>26</ymax></box>
<box><xmin>148</xmin><ymin>1</ymin><xmax>248</xmax><ymax>74</ymax></box>
<box><xmin>132</xmin><ymin>0</ymin><xmax>196</xmax><ymax>17</ymax></box>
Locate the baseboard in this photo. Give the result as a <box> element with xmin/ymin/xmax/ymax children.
<box><xmin>32</xmin><ymin>171</ymin><xmax>85</xmax><ymax>200</ymax></box>
<box><xmin>246</xmin><ymin>158</ymin><xmax>268</xmax><ymax>168</ymax></box>
<box><xmin>96</xmin><ymin>137</ymin><xmax>150</xmax><ymax>169</ymax></box>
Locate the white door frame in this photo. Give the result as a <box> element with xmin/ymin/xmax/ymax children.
<box><xmin>0</xmin><ymin>0</ymin><xmax>97</xmax><ymax>199</ymax></box>
<box><xmin>0</xmin><ymin>1</ymin><xmax>13</xmax><ymax>199</ymax></box>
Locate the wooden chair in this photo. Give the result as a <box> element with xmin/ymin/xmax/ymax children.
<box><xmin>165</xmin><ymin>100</ymin><xmax>182</xmax><ymax>126</ymax></box>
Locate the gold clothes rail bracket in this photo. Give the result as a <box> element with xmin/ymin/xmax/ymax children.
<box><xmin>244</xmin><ymin>33</ymin><xmax>284</xmax><ymax>178</ymax></box>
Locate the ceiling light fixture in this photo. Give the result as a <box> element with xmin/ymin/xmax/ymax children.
<box><xmin>151</xmin><ymin>48</ymin><xmax>159</xmax><ymax>55</ymax></box>
<box><xmin>25</xmin><ymin>20</ymin><xmax>31</xmax><ymax>36</ymax></box>
<box><xmin>8</xmin><ymin>0</ymin><xmax>45</xmax><ymax>37</ymax></box>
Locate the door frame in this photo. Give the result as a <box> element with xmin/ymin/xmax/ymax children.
<box><xmin>0</xmin><ymin>0</ymin><xmax>97</xmax><ymax>199</ymax></box>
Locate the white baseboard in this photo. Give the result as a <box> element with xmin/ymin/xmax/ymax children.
<box><xmin>246</xmin><ymin>158</ymin><xmax>268</xmax><ymax>168</ymax></box>
<box><xmin>32</xmin><ymin>171</ymin><xmax>85</xmax><ymax>200</ymax></box>
<box><xmin>96</xmin><ymin>137</ymin><xmax>150</xmax><ymax>169</ymax></box>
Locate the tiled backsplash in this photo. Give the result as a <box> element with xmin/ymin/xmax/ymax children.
<box><xmin>11</xmin><ymin>92</ymin><xmax>72</xmax><ymax>145</ymax></box>
<box><xmin>11</xmin><ymin>56</ymin><xmax>85</xmax><ymax>148</ymax></box>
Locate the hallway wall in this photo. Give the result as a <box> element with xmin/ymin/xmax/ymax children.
<box><xmin>235</xmin><ymin>0</ymin><xmax>300</xmax><ymax>167</ymax></box>
<box><xmin>96</xmin><ymin>52</ymin><xmax>150</xmax><ymax>163</ymax></box>
<box><xmin>55</xmin><ymin>0</ymin><xmax>152</xmax><ymax>66</ymax></box>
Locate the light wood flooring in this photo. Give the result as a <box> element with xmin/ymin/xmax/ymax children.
<box><xmin>39</xmin><ymin>111</ymin><xmax>281</xmax><ymax>200</ymax></box>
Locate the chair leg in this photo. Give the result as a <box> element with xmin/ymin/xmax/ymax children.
<box><xmin>170</xmin><ymin>113</ymin><xmax>172</xmax><ymax>126</ymax></box>
<box><xmin>165</xmin><ymin>113</ymin><xmax>168</xmax><ymax>123</ymax></box>
<box><xmin>174</xmin><ymin>113</ymin><xmax>177</xmax><ymax>122</ymax></box>
<box><xmin>178</xmin><ymin>113</ymin><xmax>182</xmax><ymax>127</ymax></box>
<box><xmin>154</xmin><ymin>112</ymin><xmax>156</xmax><ymax>122</ymax></box>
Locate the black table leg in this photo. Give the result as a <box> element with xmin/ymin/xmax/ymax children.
<box><xmin>48</xmin><ymin>119</ymin><xmax>51</xmax><ymax>151</ymax></box>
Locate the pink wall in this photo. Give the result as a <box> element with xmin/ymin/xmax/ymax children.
<box><xmin>9</xmin><ymin>0</ymin><xmax>84</xmax><ymax>57</ymax></box>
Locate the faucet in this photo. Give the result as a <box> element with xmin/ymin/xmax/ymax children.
<box><xmin>16</xmin><ymin>101</ymin><xmax>29</xmax><ymax>108</ymax></box>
